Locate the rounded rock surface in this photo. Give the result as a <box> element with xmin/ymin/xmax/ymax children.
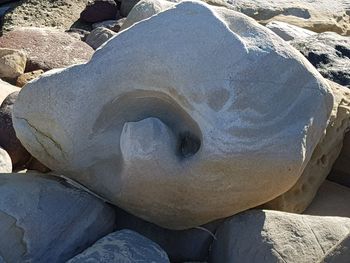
<box><xmin>13</xmin><ymin>1</ymin><xmax>333</xmax><ymax>229</ymax></box>
<box><xmin>0</xmin><ymin>147</ymin><xmax>11</xmax><ymax>173</ymax></box>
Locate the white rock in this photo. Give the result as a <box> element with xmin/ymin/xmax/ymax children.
<box><xmin>0</xmin><ymin>79</ymin><xmax>19</xmax><ymax>105</ymax></box>
<box><xmin>67</xmin><ymin>229</ymin><xmax>170</xmax><ymax>263</ymax></box>
<box><xmin>210</xmin><ymin>210</ymin><xmax>350</xmax><ymax>263</ymax></box>
<box><xmin>266</xmin><ymin>21</ymin><xmax>316</xmax><ymax>41</ymax></box>
<box><xmin>0</xmin><ymin>148</ymin><xmax>11</xmax><ymax>173</ymax></box>
<box><xmin>232</xmin><ymin>0</ymin><xmax>350</xmax><ymax>35</ymax></box>
<box><xmin>0</xmin><ymin>172</ymin><xmax>116</xmax><ymax>263</ymax></box>
<box><xmin>13</xmin><ymin>1</ymin><xmax>333</xmax><ymax>229</ymax></box>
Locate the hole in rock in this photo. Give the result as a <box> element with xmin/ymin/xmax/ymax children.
<box><xmin>178</xmin><ymin>131</ymin><xmax>201</xmax><ymax>158</ymax></box>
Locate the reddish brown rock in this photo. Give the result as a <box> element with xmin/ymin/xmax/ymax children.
<box><xmin>0</xmin><ymin>27</ymin><xmax>94</xmax><ymax>71</ymax></box>
<box><xmin>16</xmin><ymin>69</ymin><xmax>44</xmax><ymax>87</ymax></box>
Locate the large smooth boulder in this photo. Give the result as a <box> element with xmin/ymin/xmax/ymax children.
<box><xmin>209</xmin><ymin>210</ymin><xmax>350</xmax><ymax>263</ymax></box>
<box><xmin>67</xmin><ymin>229</ymin><xmax>170</xmax><ymax>263</ymax></box>
<box><xmin>232</xmin><ymin>0</ymin><xmax>350</xmax><ymax>35</ymax></box>
<box><xmin>262</xmin><ymin>81</ymin><xmax>350</xmax><ymax>213</ymax></box>
<box><xmin>0</xmin><ymin>173</ymin><xmax>116</xmax><ymax>263</ymax></box>
<box><xmin>1</xmin><ymin>0</ymin><xmax>90</xmax><ymax>33</ymax></box>
<box><xmin>291</xmin><ymin>32</ymin><xmax>350</xmax><ymax>88</ymax></box>
<box><xmin>114</xmin><ymin>207</ymin><xmax>222</xmax><ymax>262</ymax></box>
<box><xmin>13</xmin><ymin>1</ymin><xmax>333</xmax><ymax>229</ymax></box>
<box><xmin>0</xmin><ymin>27</ymin><xmax>94</xmax><ymax>72</ymax></box>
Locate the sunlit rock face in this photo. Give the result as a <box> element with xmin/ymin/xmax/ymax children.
<box><xmin>13</xmin><ymin>1</ymin><xmax>333</xmax><ymax>229</ymax></box>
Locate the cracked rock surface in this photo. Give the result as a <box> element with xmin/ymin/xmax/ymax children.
<box><xmin>0</xmin><ymin>173</ymin><xmax>116</xmax><ymax>263</ymax></box>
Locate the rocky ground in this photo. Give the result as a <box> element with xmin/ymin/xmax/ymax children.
<box><xmin>0</xmin><ymin>0</ymin><xmax>349</xmax><ymax>262</ymax></box>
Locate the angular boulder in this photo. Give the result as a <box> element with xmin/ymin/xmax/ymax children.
<box><xmin>0</xmin><ymin>173</ymin><xmax>116</xmax><ymax>263</ymax></box>
<box><xmin>0</xmin><ymin>48</ymin><xmax>26</xmax><ymax>79</ymax></box>
<box><xmin>291</xmin><ymin>32</ymin><xmax>350</xmax><ymax>88</ymax></box>
<box><xmin>67</xmin><ymin>229</ymin><xmax>170</xmax><ymax>263</ymax></box>
<box><xmin>13</xmin><ymin>1</ymin><xmax>333</xmax><ymax>229</ymax></box>
<box><xmin>1</xmin><ymin>0</ymin><xmax>90</xmax><ymax>33</ymax></box>
<box><xmin>232</xmin><ymin>0</ymin><xmax>350</xmax><ymax>35</ymax></box>
<box><xmin>210</xmin><ymin>210</ymin><xmax>350</xmax><ymax>263</ymax></box>
<box><xmin>0</xmin><ymin>27</ymin><xmax>94</xmax><ymax>71</ymax></box>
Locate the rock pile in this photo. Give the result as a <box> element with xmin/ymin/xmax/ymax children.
<box><xmin>0</xmin><ymin>0</ymin><xmax>348</xmax><ymax>262</ymax></box>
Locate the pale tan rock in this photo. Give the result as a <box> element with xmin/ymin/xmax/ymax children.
<box><xmin>304</xmin><ymin>180</ymin><xmax>350</xmax><ymax>218</ymax></box>
<box><xmin>262</xmin><ymin>81</ymin><xmax>350</xmax><ymax>213</ymax></box>
<box><xmin>210</xmin><ymin>210</ymin><xmax>350</xmax><ymax>263</ymax></box>
<box><xmin>16</xmin><ymin>70</ymin><xmax>44</xmax><ymax>88</ymax></box>
<box><xmin>0</xmin><ymin>79</ymin><xmax>19</xmax><ymax>105</ymax></box>
<box><xmin>0</xmin><ymin>48</ymin><xmax>26</xmax><ymax>79</ymax></box>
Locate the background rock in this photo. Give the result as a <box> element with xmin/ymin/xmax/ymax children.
<box><xmin>232</xmin><ymin>0</ymin><xmax>350</xmax><ymax>35</ymax></box>
<box><xmin>67</xmin><ymin>229</ymin><xmax>170</xmax><ymax>263</ymax></box>
<box><xmin>0</xmin><ymin>78</ymin><xmax>19</xmax><ymax>104</ymax></box>
<box><xmin>210</xmin><ymin>210</ymin><xmax>350</xmax><ymax>263</ymax></box>
<box><xmin>304</xmin><ymin>180</ymin><xmax>350</xmax><ymax>218</ymax></box>
<box><xmin>0</xmin><ymin>48</ymin><xmax>26</xmax><ymax>79</ymax></box>
<box><xmin>1</xmin><ymin>0</ymin><xmax>90</xmax><ymax>33</ymax></box>
<box><xmin>85</xmin><ymin>27</ymin><xmax>116</xmax><ymax>49</ymax></box>
<box><xmin>120</xmin><ymin>0</ymin><xmax>141</xmax><ymax>17</ymax></box>
<box><xmin>262</xmin><ymin>81</ymin><xmax>350</xmax><ymax>214</ymax></box>
<box><xmin>80</xmin><ymin>0</ymin><xmax>119</xmax><ymax>23</ymax></box>
<box><xmin>0</xmin><ymin>27</ymin><xmax>94</xmax><ymax>71</ymax></box>
<box><xmin>16</xmin><ymin>69</ymin><xmax>44</xmax><ymax>87</ymax></box>
<box><xmin>0</xmin><ymin>172</ymin><xmax>116</xmax><ymax>263</ymax></box>
<box><xmin>0</xmin><ymin>147</ymin><xmax>11</xmax><ymax>172</ymax></box>
<box><xmin>266</xmin><ymin>21</ymin><xmax>316</xmax><ymax>41</ymax></box>
<box><xmin>12</xmin><ymin>1</ymin><xmax>333</xmax><ymax>229</ymax></box>
<box><xmin>291</xmin><ymin>32</ymin><xmax>350</xmax><ymax>88</ymax></box>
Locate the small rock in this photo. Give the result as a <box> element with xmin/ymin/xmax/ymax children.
<box><xmin>80</xmin><ymin>0</ymin><xmax>119</xmax><ymax>23</ymax></box>
<box><xmin>0</xmin><ymin>172</ymin><xmax>116</xmax><ymax>263</ymax></box>
<box><xmin>0</xmin><ymin>48</ymin><xmax>26</xmax><ymax>79</ymax></box>
<box><xmin>0</xmin><ymin>27</ymin><xmax>94</xmax><ymax>71</ymax></box>
<box><xmin>92</xmin><ymin>18</ymin><xmax>127</xmax><ymax>32</ymax></box>
<box><xmin>85</xmin><ymin>27</ymin><xmax>116</xmax><ymax>49</ymax></box>
<box><xmin>266</xmin><ymin>21</ymin><xmax>316</xmax><ymax>41</ymax></box>
<box><xmin>291</xmin><ymin>32</ymin><xmax>350</xmax><ymax>88</ymax></box>
<box><xmin>67</xmin><ymin>229</ymin><xmax>170</xmax><ymax>263</ymax></box>
<box><xmin>210</xmin><ymin>210</ymin><xmax>350</xmax><ymax>263</ymax></box>
<box><xmin>16</xmin><ymin>69</ymin><xmax>44</xmax><ymax>87</ymax></box>
<box><xmin>0</xmin><ymin>147</ymin><xmax>11</xmax><ymax>173</ymax></box>
<box><xmin>0</xmin><ymin>91</ymin><xmax>31</xmax><ymax>170</ymax></box>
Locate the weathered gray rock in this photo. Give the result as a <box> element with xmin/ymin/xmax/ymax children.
<box><xmin>1</xmin><ymin>0</ymin><xmax>90</xmax><ymax>33</ymax></box>
<box><xmin>0</xmin><ymin>172</ymin><xmax>116</xmax><ymax>263</ymax></box>
<box><xmin>0</xmin><ymin>27</ymin><xmax>94</xmax><ymax>71</ymax></box>
<box><xmin>85</xmin><ymin>27</ymin><xmax>116</xmax><ymax>50</ymax></box>
<box><xmin>0</xmin><ymin>147</ymin><xmax>11</xmax><ymax>172</ymax></box>
<box><xmin>321</xmin><ymin>233</ymin><xmax>350</xmax><ymax>263</ymax></box>
<box><xmin>115</xmin><ymin>207</ymin><xmax>222</xmax><ymax>262</ymax></box>
<box><xmin>210</xmin><ymin>210</ymin><xmax>350</xmax><ymax>263</ymax></box>
<box><xmin>67</xmin><ymin>229</ymin><xmax>170</xmax><ymax>263</ymax></box>
<box><xmin>262</xmin><ymin>81</ymin><xmax>350</xmax><ymax>213</ymax></box>
<box><xmin>0</xmin><ymin>48</ymin><xmax>26</xmax><ymax>79</ymax></box>
<box><xmin>291</xmin><ymin>32</ymin><xmax>350</xmax><ymax>88</ymax></box>
<box><xmin>266</xmin><ymin>21</ymin><xmax>316</xmax><ymax>41</ymax></box>
<box><xmin>13</xmin><ymin>1</ymin><xmax>333</xmax><ymax>229</ymax></box>
<box><xmin>232</xmin><ymin>0</ymin><xmax>350</xmax><ymax>35</ymax></box>
<box><xmin>120</xmin><ymin>0</ymin><xmax>142</xmax><ymax>17</ymax></box>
